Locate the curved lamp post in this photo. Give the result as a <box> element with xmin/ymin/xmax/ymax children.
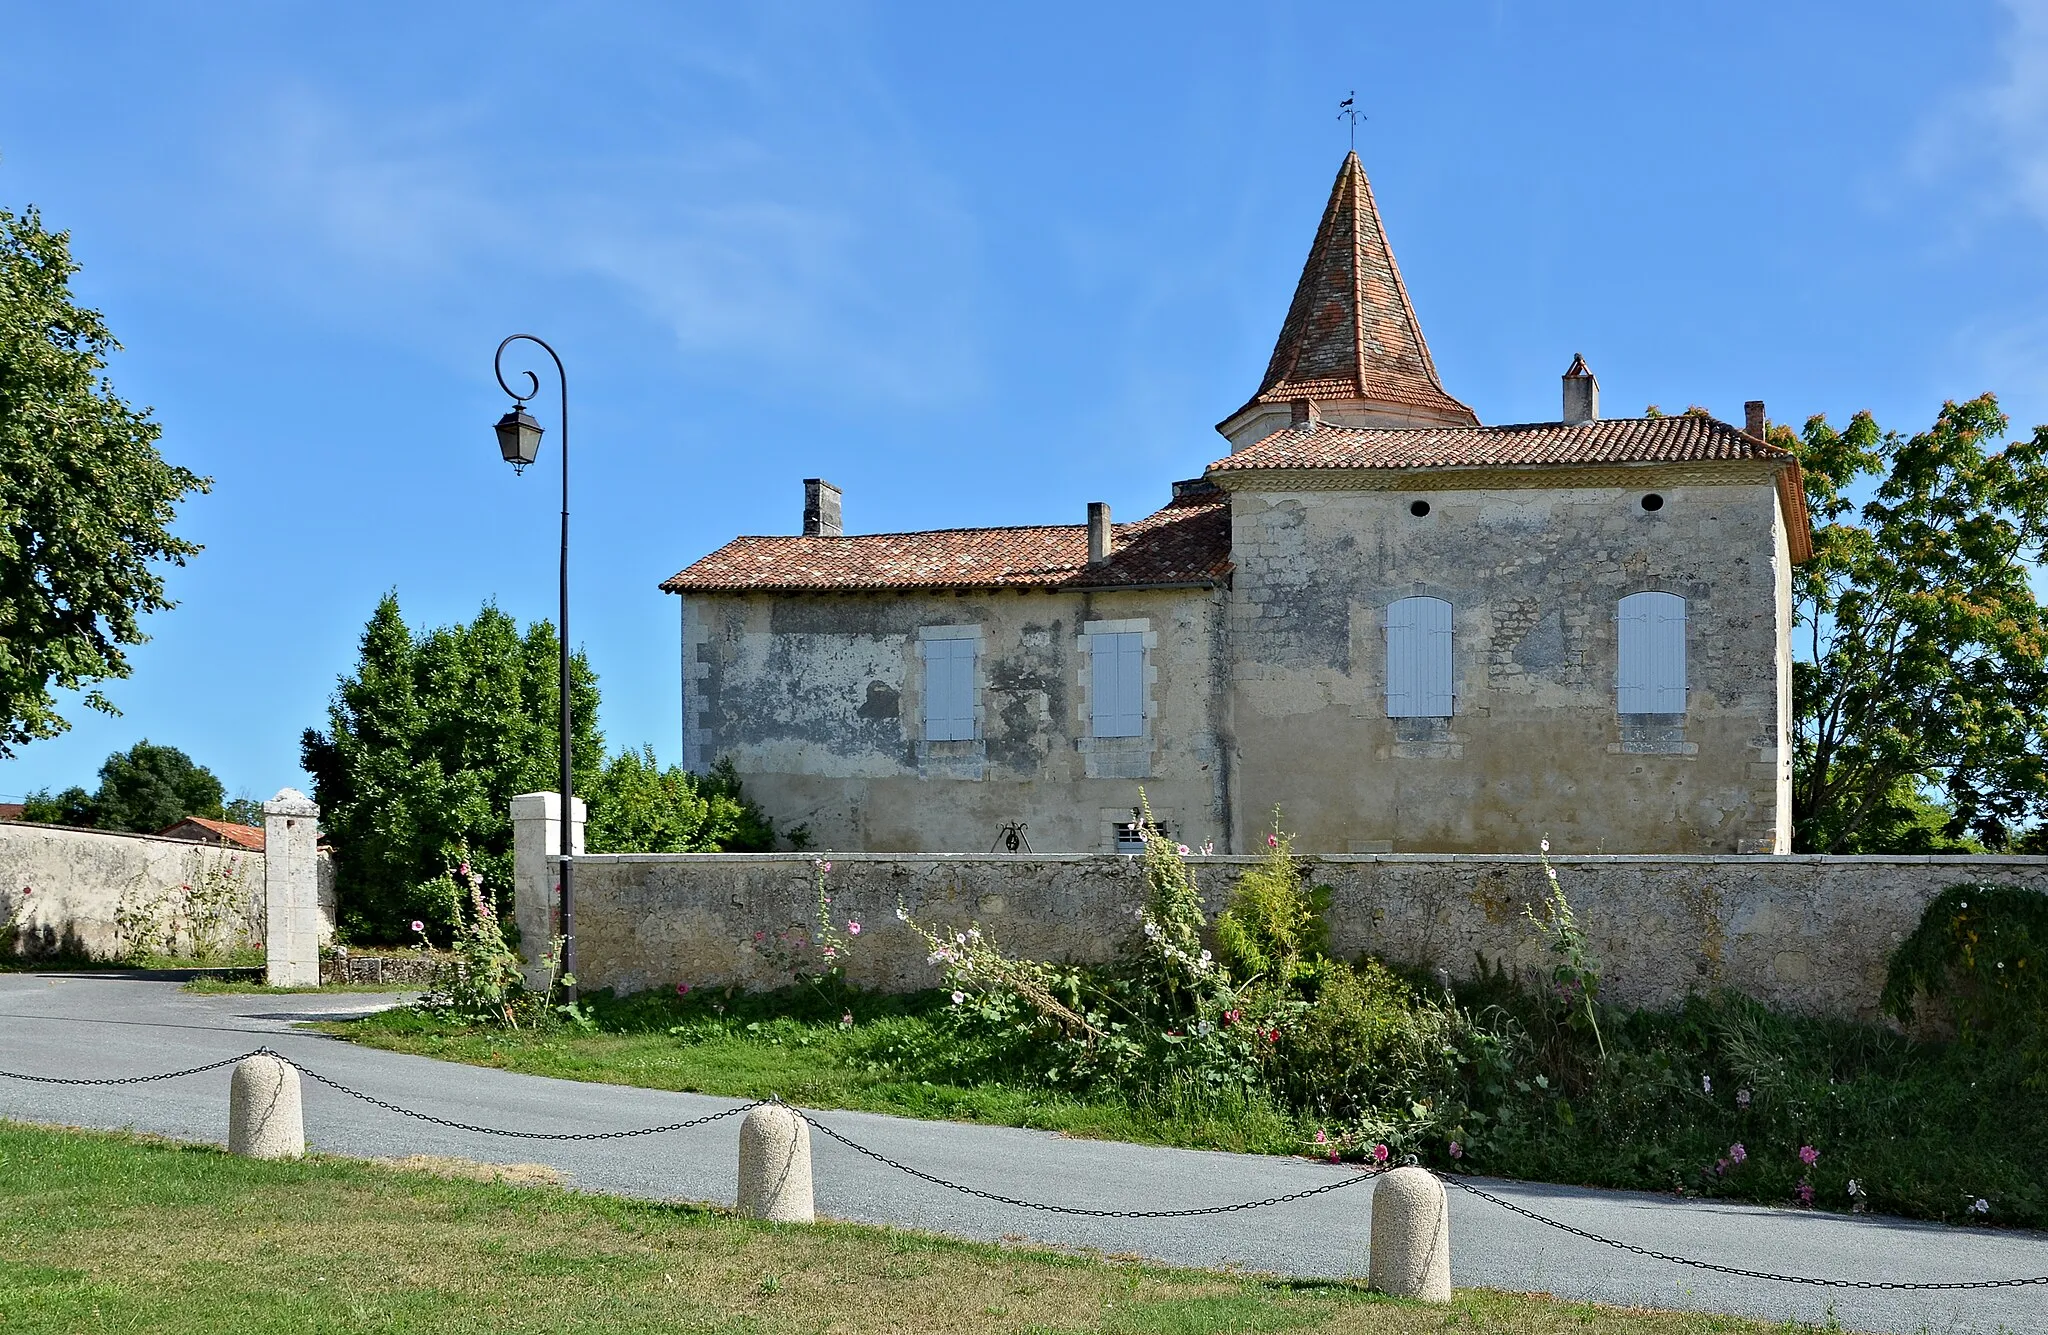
<box><xmin>492</xmin><ymin>334</ymin><xmax>575</xmax><ymax>1001</ymax></box>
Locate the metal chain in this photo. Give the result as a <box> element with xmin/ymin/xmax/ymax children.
<box><xmin>792</xmin><ymin>1104</ymin><xmax>1387</xmax><ymax>1218</ymax></box>
<box><xmin>1444</xmin><ymin>1176</ymin><xmax>2048</xmax><ymax>1291</ymax></box>
<box><xmin>0</xmin><ymin>1050</ymin><xmax>263</xmax><ymax>1086</ymax></box>
<box><xmin>7</xmin><ymin>1046</ymin><xmax>2046</xmax><ymax>1289</ymax></box>
<box><xmin>284</xmin><ymin>1056</ymin><xmax>764</xmax><ymax>1141</ymax></box>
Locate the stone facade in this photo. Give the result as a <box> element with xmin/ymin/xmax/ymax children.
<box><xmin>1220</xmin><ymin>471</ymin><xmax>1794</xmax><ymax>854</ymax></box>
<box><xmin>685</xmin><ymin>587</ymin><xmax>1231</xmax><ymax>852</ymax></box>
<box><xmin>537</xmin><ymin>850</ymin><xmax>2048</xmax><ymax>1021</ymax></box>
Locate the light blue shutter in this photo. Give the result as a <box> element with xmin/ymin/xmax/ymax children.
<box><xmin>1617</xmin><ymin>592</ymin><xmax>1685</xmax><ymax>713</ymax></box>
<box><xmin>1386</xmin><ymin>597</ymin><xmax>1452</xmax><ymax>718</ymax></box>
<box><xmin>925</xmin><ymin>638</ymin><xmax>977</xmax><ymax>740</ymax></box>
<box><xmin>1092</xmin><ymin>632</ymin><xmax>1145</xmax><ymax>737</ymax></box>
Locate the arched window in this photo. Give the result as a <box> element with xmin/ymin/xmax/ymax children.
<box><xmin>1386</xmin><ymin>596</ymin><xmax>1454</xmax><ymax>717</ymax></box>
<box><xmin>1617</xmin><ymin>591</ymin><xmax>1686</xmax><ymax>713</ymax></box>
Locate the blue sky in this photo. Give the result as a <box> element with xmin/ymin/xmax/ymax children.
<box><xmin>3</xmin><ymin>2</ymin><xmax>2046</xmax><ymax>807</ymax></box>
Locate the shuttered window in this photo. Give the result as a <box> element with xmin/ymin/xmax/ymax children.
<box><xmin>1386</xmin><ymin>596</ymin><xmax>1454</xmax><ymax>718</ymax></box>
<box><xmin>923</xmin><ymin>636</ymin><xmax>978</xmax><ymax>740</ymax></box>
<box><xmin>1617</xmin><ymin>591</ymin><xmax>1687</xmax><ymax>713</ymax></box>
<box><xmin>1091</xmin><ymin>631</ymin><xmax>1146</xmax><ymax>737</ymax></box>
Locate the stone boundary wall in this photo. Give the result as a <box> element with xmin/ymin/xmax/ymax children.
<box><xmin>547</xmin><ymin>851</ymin><xmax>2048</xmax><ymax>1020</ymax></box>
<box><xmin>0</xmin><ymin>821</ymin><xmax>335</xmax><ymax>960</ymax></box>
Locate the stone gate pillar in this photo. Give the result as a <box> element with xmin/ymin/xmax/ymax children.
<box><xmin>263</xmin><ymin>788</ymin><xmax>321</xmax><ymax>986</ymax></box>
<box><xmin>511</xmin><ymin>791</ymin><xmax>585</xmax><ymax>991</ymax></box>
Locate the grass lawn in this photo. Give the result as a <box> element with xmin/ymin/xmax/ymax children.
<box><xmin>0</xmin><ymin>1120</ymin><xmax>1857</xmax><ymax>1335</ymax></box>
<box><xmin>325</xmin><ymin>991</ymin><xmax>1302</xmax><ymax>1155</ymax></box>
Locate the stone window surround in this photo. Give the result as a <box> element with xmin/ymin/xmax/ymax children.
<box><xmin>1076</xmin><ymin>618</ymin><xmax>1157</xmax><ymax>780</ymax></box>
<box><xmin>1611</xmin><ymin>579</ymin><xmax>1698</xmax><ymax>757</ymax></box>
<box><xmin>914</xmin><ymin>624</ymin><xmax>985</xmax><ymax>780</ymax></box>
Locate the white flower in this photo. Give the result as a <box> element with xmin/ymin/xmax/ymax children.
<box><xmin>955</xmin><ymin>932</ymin><xmax>967</xmax><ymax>945</ymax></box>
<box><xmin>1143</xmin><ymin>922</ymin><xmax>1161</xmax><ymax>939</ymax></box>
<box><xmin>1539</xmin><ymin>838</ymin><xmax>1550</xmax><ymax>853</ymax></box>
<box><xmin>1846</xmin><ymin>1179</ymin><xmax>1863</xmax><ymax>1197</ymax></box>
<box><xmin>950</xmin><ymin>991</ymin><xmax>965</xmax><ymax>1005</ymax></box>
<box><xmin>967</xmin><ymin>928</ymin><xmax>981</xmax><ymax>941</ymax></box>
<box><xmin>1702</xmin><ymin>1075</ymin><xmax>1712</xmax><ymax>1094</ymax></box>
<box><xmin>895</xmin><ymin>906</ymin><xmax>908</xmax><ymax>921</ymax></box>
<box><xmin>1200</xmin><ymin>949</ymin><xmax>1212</xmax><ymax>963</ymax></box>
<box><xmin>1972</xmin><ymin>1198</ymin><xmax>1990</xmax><ymax>1214</ymax></box>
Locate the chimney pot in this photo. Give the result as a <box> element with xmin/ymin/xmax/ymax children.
<box><xmin>1087</xmin><ymin>502</ymin><xmax>1113</xmax><ymax>565</ymax></box>
<box><xmin>1744</xmin><ymin>401</ymin><xmax>1766</xmax><ymax>439</ymax></box>
<box><xmin>1562</xmin><ymin>354</ymin><xmax>1599</xmax><ymax>423</ymax></box>
<box><xmin>802</xmin><ymin>479</ymin><xmax>842</xmax><ymax>537</ymax></box>
<box><xmin>1289</xmin><ymin>399</ymin><xmax>1321</xmax><ymax>428</ymax></box>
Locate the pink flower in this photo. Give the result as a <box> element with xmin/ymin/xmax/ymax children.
<box><xmin>1729</xmin><ymin>1143</ymin><xmax>1747</xmax><ymax>1164</ymax></box>
<box><xmin>1715</xmin><ymin>1159</ymin><xmax>1729</xmax><ymax>1176</ymax></box>
<box><xmin>753</xmin><ymin>931</ymin><xmax>765</xmax><ymax>942</ymax></box>
<box><xmin>1372</xmin><ymin>1144</ymin><xmax>1390</xmax><ymax>1163</ymax></box>
<box><xmin>1266</xmin><ymin>1028</ymin><xmax>1280</xmax><ymax>1043</ymax></box>
<box><xmin>1796</xmin><ymin>1183</ymin><xmax>1815</xmax><ymax>1205</ymax></box>
<box><xmin>1177</xmin><ymin>844</ymin><xmax>1190</xmax><ymax>856</ymax></box>
<box><xmin>841</xmin><ymin>1011</ymin><xmax>854</xmax><ymax>1027</ymax></box>
<box><xmin>1799</xmin><ymin>1145</ymin><xmax>1819</xmax><ymax>1167</ymax></box>
<box><xmin>1314</xmin><ymin>1129</ymin><xmax>1328</xmax><ymax>1144</ymax></box>
<box><xmin>821</xmin><ymin>861</ymin><xmax>832</xmax><ymax>874</ymax></box>
<box><xmin>1326</xmin><ymin>1148</ymin><xmax>1340</xmax><ymax>1163</ymax></box>
<box><xmin>1222</xmin><ymin>1009</ymin><xmax>1241</xmax><ymax>1025</ymax></box>
<box><xmin>1448</xmin><ymin>1141</ymin><xmax>1463</xmax><ymax>1160</ymax></box>
<box><xmin>410</xmin><ymin>920</ymin><xmax>425</xmax><ymax>933</ymax></box>
<box><xmin>847</xmin><ymin>921</ymin><xmax>862</xmax><ymax>935</ymax></box>
<box><xmin>821</xmin><ymin>946</ymin><xmax>837</xmax><ymax>959</ymax></box>
<box><xmin>1268</xmin><ymin>834</ymin><xmax>1279</xmax><ymax>848</ymax></box>
<box><xmin>675</xmin><ymin>983</ymin><xmax>691</xmax><ymax>996</ymax></box>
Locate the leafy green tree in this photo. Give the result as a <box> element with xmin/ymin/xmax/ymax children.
<box><xmin>21</xmin><ymin>739</ymin><xmax>226</xmax><ymax>832</ymax></box>
<box><xmin>585</xmin><ymin>749</ymin><xmax>774</xmax><ymax>854</ymax></box>
<box><xmin>302</xmin><ymin>594</ymin><xmax>603</xmax><ymax>942</ymax></box>
<box><xmin>0</xmin><ymin>205</ymin><xmax>208</xmax><ymax>756</ymax></box>
<box><xmin>1787</xmin><ymin>395</ymin><xmax>2048</xmax><ymax>852</ymax></box>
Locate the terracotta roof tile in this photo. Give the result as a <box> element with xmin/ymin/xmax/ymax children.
<box><xmin>1226</xmin><ymin>152</ymin><xmax>1477</xmax><ymax>428</ymax></box>
<box><xmin>661</xmin><ymin>489</ymin><xmax>1232</xmax><ymax>594</ymax></box>
<box><xmin>1208</xmin><ymin>414</ymin><xmax>1792</xmax><ymax>473</ymax></box>
<box><xmin>156</xmin><ymin>816</ymin><xmax>266</xmax><ymax>851</ymax></box>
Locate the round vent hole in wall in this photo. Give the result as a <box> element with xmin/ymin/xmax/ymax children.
<box><xmin>1640</xmin><ymin>493</ymin><xmax>1665</xmax><ymax>512</ymax></box>
<box><xmin>1409</xmin><ymin>500</ymin><xmax>1431</xmax><ymax>517</ymax></box>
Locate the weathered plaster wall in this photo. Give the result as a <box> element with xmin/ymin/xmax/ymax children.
<box><xmin>554</xmin><ymin>852</ymin><xmax>2047</xmax><ymax>1020</ymax></box>
<box><xmin>0</xmin><ymin>822</ymin><xmax>335</xmax><ymax>959</ymax></box>
<box><xmin>1224</xmin><ymin>475</ymin><xmax>1791</xmax><ymax>854</ymax></box>
<box><xmin>683</xmin><ymin>587</ymin><xmax>1233</xmax><ymax>852</ymax></box>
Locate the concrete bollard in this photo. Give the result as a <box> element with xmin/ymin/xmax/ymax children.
<box><xmin>736</xmin><ymin>1103</ymin><xmax>814</xmax><ymax>1222</ymax></box>
<box><xmin>228</xmin><ymin>1054</ymin><xmax>305</xmax><ymax>1160</ymax></box>
<box><xmin>1368</xmin><ymin>1165</ymin><xmax>1451</xmax><ymax>1302</ymax></box>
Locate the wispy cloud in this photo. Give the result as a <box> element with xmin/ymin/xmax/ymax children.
<box><xmin>198</xmin><ymin>47</ymin><xmax>983</xmax><ymax>408</ymax></box>
<box><xmin>1910</xmin><ymin>0</ymin><xmax>2048</xmax><ymax>228</ymax></box>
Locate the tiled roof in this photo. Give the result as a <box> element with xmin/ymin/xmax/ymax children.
<box><xmin>1210</xmin><ymin>413</ymin><xmax>1813</xmax><ymax>561</ymax></box>
<box><xmin>0</xmin><ymin>803</ymin><xmax>23</xmax><ymax>822</ymax></box>
<box><xmin>156</xmin><ymin>816</ymin><xmax>266</xmax><ymax>851</ymax></box>
<box><xmin>1226</xmin><ymin>152</ymin><xmax>1477</xmax><ymax>429</ymax></box>
<box><xmin>663</xmin><ymin>489</ymin><xmax>1231</xmax><ymax>594</ymax></box>
<box><xmin>1208</xmin><ymin>414</ymin><xmax>1793</xmax><ymax>473</ymax></box>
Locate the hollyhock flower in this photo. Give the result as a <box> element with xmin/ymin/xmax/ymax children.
<box><xmin>1799</xmin><ymin>1145</ymin><xmax>1819</xmax><ymax>1167</ymax></box>
<box><xmin>1540</xmin><ymin>838</ymin><xmax>1550</xmax><ymax>852</ymax></box>
<box><xmin>1702</xmin><ymin>1075</ymin><xmax>1712</xmax><ymax>1094</ymax></box>
<box><xmin>1971</xmin><ymin>1198</ymin><xmax>1990</xmax><ymax>1215</ymax></box>
<box><xmin>1736</xmin><ymin>1088</ymin><xmax>1751</xmax><ymax>1108</ymax></box>
<box><xmin>411</xmin><ymin>920</ymin><xmax>424</xmax><ymax>933</ymax></box>
<box><xmin>1267</xmin><ymin>834</ymin><xmax>1279</xmax><ymax>848</ymax></box>
<box><xmin>675</xmin><ymin>983</ymin><xmax>691</xmax><ymax>996</ymax></box>
<box><xmin>1372</xmin><ymin>1144</ymin><xmax>1390</xmax><ymax>1163</ymax></box>
<box><xmin>821</xmin><ymin>861</ymin><xmax>832</xmax><ymax>874</ymax></box>
<box><xmin>1796</xmin><ymin>1183</ymin><xmax>1815</xmax><ymax>1205</ymax></box>
<box><xmin>1729</xmin><ymin>1143</ymin><xmax>1747</xmax><ymax>1164</ymax></box>
<box><xmin>1715</xmin><ymin>1159</ymin><xmax>1728</xmax><ymax>1176</ymax></box>
<box><xmin>1222</xmin><ymin>1009</ymin><xmax>1241</xmax><ymax>1025</ymax></box>
<box><xmin>1327</xmin><ymin>1148</ymin><xmax>1340</xmax><ymax>1163</ymax></box>
<box><xmin>1267</xmin><ymin>1028</ymin><xmax>1280</xmax><ymax>1042</ymax></box>
<box><xmin>950</xmin><ymin>991</ymin><xmax>965</xmax><ymax>1005</ymax></box>
<box><xmin>1177</xmin><ymin>844</ymin><xmax>1190</xmax><ymax>855</ymax></box>
<box><xmin>847</xmin><ymin>921</ymin><xmax>862</xmax><ymax>935</ymax></box>
<box><xmin>1314</xmin><ymin>1129</ymin><xmax>1328</xmax><ymax>1144</ymax></box>
<box><xmin>1448</xmin><ymin>1141</ymin><xmax>1463</xmax><ymax>1159</ymax></box>
<box><xmin>895</xmin><ymin>905</ymin><xmax>908</xmax><ymax>921</ymax></box>
<box><xmin>841</xmin><ymin>1011</ymin><xmax>854</xmax><ymax>1027</ymax></box>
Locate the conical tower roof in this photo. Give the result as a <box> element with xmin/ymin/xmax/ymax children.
<box><xmin>1223</xmin><ymin>152</ymin><xmax>1477</xmax><ymax>435</ymax></box>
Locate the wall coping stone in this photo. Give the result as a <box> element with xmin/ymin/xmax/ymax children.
<box><xmin>552</xmin><ymin>851</ymin><xmax>2048</xmax><ymax>869</ymax></box>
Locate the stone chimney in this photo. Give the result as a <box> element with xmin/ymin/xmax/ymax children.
<box><xmin>1744</xmin><ymin>401</ymin><xmax>1766</xmax><ymax>440</ymax></box>
<box><xmin>802</xmin><ymin>479</ymin><xmax>842</xmax><ymax>537</ymax></box>
<box><xmin>1562</xmin><ymin>354</ymin><xmax>1598</xmax><ymax>424</ymax></box>
<box><xmin>1289</xmin><ymin>399</ymin><xmax>1322</xmax><ymax>428</ymax></box>
<box><xmin>1087</xmin><ymin>502</ymin><xmax>1113</xmax><ymax>565</ymax></box>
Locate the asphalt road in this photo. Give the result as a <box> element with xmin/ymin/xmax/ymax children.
<box><xmin>2</xmin><ymin>972</ymin><xmax>2043</xmax><ymax>1334</ymax></box>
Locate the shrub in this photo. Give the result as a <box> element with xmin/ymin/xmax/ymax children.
<box><xmin>1214</xmin><ymin>811</ymin><xmax>1329</xmax><ymax>987</ymax></box>
<box><xmin>1883</xmin><ymin>882</ymin><xmax>2048</xmax><ymax>1086</ymax></box>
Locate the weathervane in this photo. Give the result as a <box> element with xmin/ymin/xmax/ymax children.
<box><xmin>1337</xmin><ymin>90</ymin><xmax>1363</xmax><ymax>150</ymax></box>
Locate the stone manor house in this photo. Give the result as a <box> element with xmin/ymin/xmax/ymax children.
<box><xmin>662</xmin><ymin>153</ymin><xmax>1812</xmax><ymax>856</ymax></box>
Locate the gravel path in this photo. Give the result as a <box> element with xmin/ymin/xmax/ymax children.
<box><xmin>3</xmin><ymin>972</ymin><xmax>2042</xmax><ymax>1334</ymax></box>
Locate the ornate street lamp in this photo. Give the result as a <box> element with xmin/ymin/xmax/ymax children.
<box><xmin>492</xmin><ymin>334</ymin><xmax>576</xmax><ymax>1000</ymax></box>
